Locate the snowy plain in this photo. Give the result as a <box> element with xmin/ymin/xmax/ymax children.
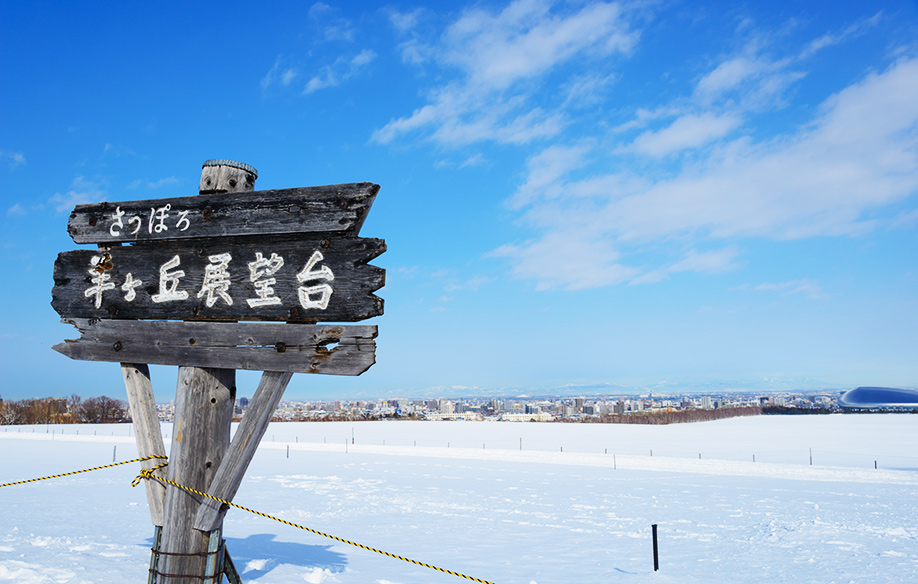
<box><xmin>1</xmin><ymin>414</ymin><xmax>916</xmax><ymax>584</ymax></box>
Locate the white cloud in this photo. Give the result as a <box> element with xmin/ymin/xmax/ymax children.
<box><xmin>6</xmin><ymin>203</ymin><xmax>26</xmax><ymax>216</ymax></box>
<box><xmin>695</xmin><ymin>57</ymin><xmax>764</xmax><ymax>101</ymax></box>
<box><xmin>459</xmin><ymin>153</ymin><xmax>485</xmax><ymax>168</ymax></box>
<box><xmin>304</xmin><ymin>50</ymin><xmax>377</xmax><ymax>94</ymax></box>
<box><xmin>281</xmin><ymin>68</ymin><xmax>298</xmax><ymax>86</ymax></box>
<box><xmin>443</xmin><ymin>0</ymin><xmax>636</xmax><ymax>90</ymax></box>
<box><xmin>372</xmin><ymin>0</ymin><xmax>638</xmax><ymax>146</ymax></box>
<box><xmin>753</xmin><ymin>279</ymin><xmax>824</xmax><ymax>299</ymax></box>
<box><xmin>308</xmin><ymin>2</ymin><xmax>355</xmax><ymax>42</ymax></box>
<box><xmin>126</xmin><ymin>176</ymin><xmax>180</xmax><ymax>190</ymax></box>
<box><xmin>1</xmin><ymin>150</ymin><xmax>25</xmax><ymax>169</ymax></box>
<box><xmin>49</xmin><ymin>176</ymin><xmax>106</xmax><ymax>213</ymax></box>
<box><xmin>262</xmin><ymin>57</ymin><xmax>281</xmax><ymax>89</ymax></box>
<box><xmin>308</xmin><ymin>2</ymin><xmax>330</xmax><ymax>20</ymax></box>
<box><xmin>889</xmin><ymin>209</ymin><xmax>918</xmax><ymax>230</ymax></box>
<box><xmin>497</xmin><ymin>57</ymin><xmax>918</xmax><ymax>289</ymax></box>
<box><xmin>488</xmin><ymin>232</ymin><xmax>637</xmax><ymax>291</ymax></box>
<box><xmin>388</xmin><ymin>8</ymin><xmax>423</xmax><ymax>34</ymax></box>
<box><xmin>798</xmin><ymin>12</ymin><xmax>882</xmax><ymax>60</ymax></box>
<box><xmin>668</xmin><ymin>247</ymin><xmax>743</xmax><ymax>274</ymax></box>
<box><xmin>629</xmin><ymin>112</ymin><xmax>743</xmax><ymax>157</ymax></box>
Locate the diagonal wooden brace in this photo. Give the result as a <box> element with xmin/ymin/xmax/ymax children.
<box><xmin>194</xmin><ymin>371</ymin><xmax>293</xmax><ymax>531</ymax></box>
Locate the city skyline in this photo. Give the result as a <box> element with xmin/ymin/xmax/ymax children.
<box><xmin>2</xmin><ymin>1</ymin><xmax>917</xmax><ymax>402</ymax></box>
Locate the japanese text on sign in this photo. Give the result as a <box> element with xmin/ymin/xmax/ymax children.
<box><xmin>83</xmin><ymin>249</ymin><xmax>334</xmax><ymax>311</ymax></box>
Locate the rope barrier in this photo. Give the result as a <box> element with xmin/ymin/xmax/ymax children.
<box><xmin>1</xmin><ymin>457</ymin><xmax>497</xmax><ymax>584</ymax></box>
<box><xmin>0</xmin><ymin>455</ymin><xmax>167</xmax><ymax>489</ymax></box>
<box><xmin>134</xmin><ymin>468</ymin><xmax>497</xmax><ymax>584</ymax></box>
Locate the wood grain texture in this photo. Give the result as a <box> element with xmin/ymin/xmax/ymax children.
<box><xmin>199</xmin><ymin>164</ymin><xmax>255</xmax><ymax>194</ymax></box>
<box><xmin>194</xmin><ymin>371</ymin><xmax>293</xmax><ymax>531</ymax></box>
<box><xmin>52</xmin><ymin>237</ymin><xmax>385</xmax><ymax>323</ymax></box>
<box><xmin>55</xmin><ymin>319</ymin><xmax>378</xmax><ymax>375</ymax></box>
<box><xmin>159</xmin><ymin>366</ymin><xmax>235</xmax><ymax>584</ymax></box>
<box><xmin>121</xmin><ymin>363</ymin><xmax>168</xmax><ymax>525</ymax></box>
<box><xmin>67</xmin><ymin>183</ymin><xmax>379</xmax><ymax>244</ymax></box>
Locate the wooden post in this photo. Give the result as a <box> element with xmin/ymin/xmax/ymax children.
<box><xmin>123</xmin><ymin>364</ymin><xmax>168</xmax><ymax>526</ymax></box>
<box><xmin>51</xmin><ymin>160</ymin><xmax>385</xmax><ymax>583</ymax></box>
<box><xmin>194</xmin><ymin>371</ymin><xmax>292</xmax><ymax>531</ymax></box>
<box><xmin>158</xmin><ymin>160</ymin><xmax>255</xmax><ymax>583</ymax></box>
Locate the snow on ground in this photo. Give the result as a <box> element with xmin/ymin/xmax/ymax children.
<box><xmin>1</xmin><ymin>414</ymin><xmax>916</xmax><ymax>583</ymax></box>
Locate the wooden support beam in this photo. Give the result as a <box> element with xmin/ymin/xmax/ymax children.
<box><xmin>55</xmin><ymin>320</ymin><xmax>378</xmax><ymax>375</ymax></box>
<box><xmin>158</xmin><ymin>365</ymin><xmax>235</xmax><ymax>584</ymax></box>
<box><xmin>122</xmin><ymin>363</ymin><xmax>168</xmax><ymax>526</ymax></box>
<box><xmin>203</xmin><ymin>529</ymin><xmax>225</xmax><ymax>584</ymax></box>
<box><xmin>195</xmin><ymin>371</ymin><xmax>293</xmax><ymax>531</ymax></box>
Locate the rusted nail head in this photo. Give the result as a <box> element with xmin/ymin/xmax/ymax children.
<box><xmin>113</xmin><ymin>340</ymin><xmax>123</xmax><ymax>352</ymax></box>
<box><xmin>88</xmin><ymin>216</ymin><xmax>98</xmax><ymax>226</ymax></box>
<box><xmin>275</xmin><ymin>342</ymin><xmax>287</xmax><ymax>353</ymax></box>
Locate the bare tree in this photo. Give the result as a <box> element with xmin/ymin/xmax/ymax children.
<box><xmin>80</xmin><ymin>396</ymin><xmax>128</xmax><ymax>423</ymax></box>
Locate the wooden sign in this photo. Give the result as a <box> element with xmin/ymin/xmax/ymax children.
<box><xmin>53</xmin><ymin>180</ymin><xmax>385</xmax><ymax>374</ymax></box>
<box><xmin>54</xmin><ymin>319</ymin><xmax>377</xmax><ymax>375</ymax></box>
<box><xmin>51</xmin><ymin>163</ymin><xmax>387</xmax><ymax>583</ymax></box>
<box><xmin>67</xmin><ymin>183</ymin><xmax>378</xmax><ymax>244</ymax></box>
<box><xmin>52</xmin><ymin>237</ymin><xmax>384</xmax><ymax>323</ymax></box>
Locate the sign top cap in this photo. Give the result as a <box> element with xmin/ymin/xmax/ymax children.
<box><xmin>202</xmin><ymin>159</ymin><xmax>258</xmax><ymax>179</ymax></box>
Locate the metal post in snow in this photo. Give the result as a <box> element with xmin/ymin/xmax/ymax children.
<box><xmin>652</xmin><ymin>524</ymin><xmax>659</xmax><ymax>572</ymax></box>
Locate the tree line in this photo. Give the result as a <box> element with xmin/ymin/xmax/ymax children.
<box><xmin>554</xmin><ymin>406</ymin><xmax>763</xmax><ymax>425</ymax></box>
<box><xmin>0</xmin><ymin>394</ymin><xmax>129</xmax><ymax>425</ymax></box>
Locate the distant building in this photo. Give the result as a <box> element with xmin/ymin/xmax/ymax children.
<box><xmin>839</xmin><ymin>387</ymin><xmax>918</xmax><ymax>409</ymax></box>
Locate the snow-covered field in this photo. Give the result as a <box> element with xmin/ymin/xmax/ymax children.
<box><xmin>1</xmin><ymin>414</ymin><xmax>916</xmax><ymax>583</ymax></box>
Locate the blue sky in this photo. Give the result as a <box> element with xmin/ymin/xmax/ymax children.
<box><xmin>2</xmin><ymin>1</ymin><xmax>917</xmax><ymax>402</ymax></box>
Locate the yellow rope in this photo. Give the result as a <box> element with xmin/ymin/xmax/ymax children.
<box><xmin>135</xmin><ymin>468</ymin><xmax>497</xmax><ymax>584</ymax></box>
<box><xmin>1</xmin><ymin>455</ymin><xmax>496</xmax><ymax>584</ymax></box>
<box><xmin>0</xmin><ymin>455</ymin><xmax>167</xmax><ymax>489</ymax></box>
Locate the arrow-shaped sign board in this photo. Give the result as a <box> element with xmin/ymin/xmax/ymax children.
<box><xmin>52</xmin><ymin>182</ymin><xmax>385</xmax><ymax>373</ymax></box>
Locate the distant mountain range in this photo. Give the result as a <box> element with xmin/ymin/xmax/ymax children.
<box><xmin>370</xmin><ymin>377</ymin><xmax>855</xmax><ymax>400</ymax></box>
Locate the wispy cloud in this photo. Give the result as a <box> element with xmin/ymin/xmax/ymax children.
<box><xmin>628</xmin><ymin>112</ymin><xmax>743</xmax><ymax>157</ymax></box>
<box><xmin>753</xmin><ymin>279</ymin><xmax>824</xmax><ymax>299</ymax></box>
<box><xmin>373</xmin><ymin>0</ymin><xmax>638</xmax><ymax>146</ymax></box>
<box><xmin>262</xmin><ymin>56</ymin><xmax>301</xmax><ymax>90</ymax></box>
<box><xmin>308</xmin><ymin>2</ymin><xmax>355</xmax><ymax>42</ymax></box>
<box><xmin>498</xmin><ymin>56</ymin><xmax>918</xmax><ymax>290</ymax></box>
<box><xmin>126</xmin><ymin>176</ymin><xmax>181</xmax><ymax>190</ymax></box>
<box><xmin>304</xmin><ymin>49</ymin><xmax>377</xmax><ymax>94</ymax></box>
<box><xmin>6</xmin><ymin>203</ymin><xmax>27</xmax><ymax>216</ymax></box>
<box><xmin>49</xmin><ymin>176</ymin><xmax>106</xmax><ymax>213</ymax></box>
<box><xmin>0</xmin><ymin>150</ymin><xmax>26</xmax><ymax>169</ymax></box>
<box><xmin>798</xmin><ymin>12</ymin><xmax>883</xmax><ymax>60</ymax></box>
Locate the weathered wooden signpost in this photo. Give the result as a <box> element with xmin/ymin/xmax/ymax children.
<box><xmin>51</xmin><ymin>160</ymin><xmax>385</xmax><ymax>583</ymax></box>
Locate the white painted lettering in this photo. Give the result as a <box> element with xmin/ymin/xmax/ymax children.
<box><xmin>151</xmin><ymin>255</ymin><xmax>189</xmax><ymax>303</ymax></box>
<box><xmin>121</xmin><ymin>272</ymin><xmax>143</xmax><ymax>302</ymax></box>
<box><xmin>83</xmin><ymin>255</ymin><xmax>116</xmax><ymax>309</ymax></box>
<box><xmin>246</xmin><ymin>252</ymin><xmax>284</xmax><ymax>308</ymax></box>
<box><xmin>197</xmin><ymin>252</ymin><xmax>233</xmax><ymax>307</ymax></box>
<box><xmin>109</xmin><ymin>207</ymin><xmax>125</xmax><ymax>237</ymax></box>
<box><xmin>296</xmin><ymin>250</ymin><xmax>334</xmax><ymax>310</ymax></box>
